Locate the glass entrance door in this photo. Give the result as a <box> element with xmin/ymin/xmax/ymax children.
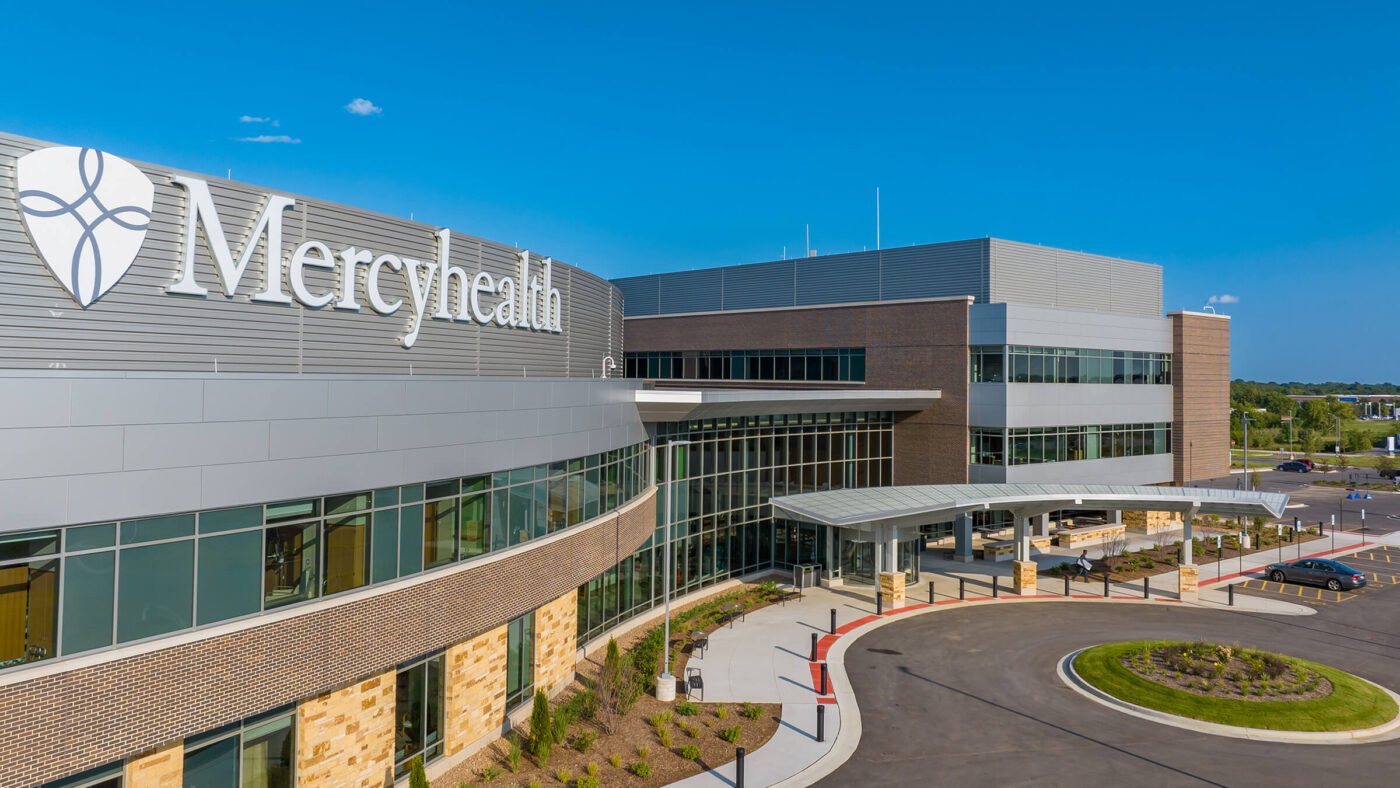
<box><xmin>840</xmin><ymin>536</ymin><xmax>876</xmax><ymax>585</ymax></box>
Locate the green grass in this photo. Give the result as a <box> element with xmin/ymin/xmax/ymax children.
<box><xmin>1073</xmin><ymin>641</ymin><xmax>1397</xmax><ymax>732</ymax></box>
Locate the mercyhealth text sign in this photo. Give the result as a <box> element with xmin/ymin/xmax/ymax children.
<box><xmin>15</xmin><ymin>145</ymin><xmax>564</xmax><ymax>349</ymax></box>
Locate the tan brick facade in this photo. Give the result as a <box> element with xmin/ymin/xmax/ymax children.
<box><xmin>624</xmin><ymin>299</ymin><xmax>973</xmax><ymax>485</ymax></box>
<box><xmin>124</xmin><ymin>742</ymin><xmax>182</xmax><ymax>788</ymax></box>
<box><xmin>1171</xmin><ymin>312</ymin><xmax>1231</xmax><ymax>484</ymax></box>
<box><xmin>0</xmin><ymin>488</ymin><xmax>655</xmax><ymax>788</ymax></box>
<box><xmin>533</xmin><ymin>589</ymin><xmax>579</xmax><ymax>696</ymax></box>
<box><xmin>1012</xmin><ymin>559</ymin><xmax>1038</xmax><ymax>595</ymax></box>
<box><xmin>1178</xmin><ymin>564</ymin><xmax>1200</xmax><ymax>600</ymax></box>
<box><xmin>295</xmin><ymin>670</ymin><xmax>395</xmax><ymax>788</ymax></box>
<box><xmin>1122</xmin><ymin>510</ymin><xmax>1182</xmax><ymax>534</ymax></box>
<box><xmin>443</xmin><ymin>625</ymin><xmax>508</xmax><ymax>758</ymax></box>
<box><xmin>879</xmin><ymin>571</ymin><xmax>906</xmax><ymax>608</ymax></box>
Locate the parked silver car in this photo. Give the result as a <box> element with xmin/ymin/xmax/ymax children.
<box><xmin>1265</xmin><ymin>558</ymin><xmax>1367</xmax><ymax>591</ymax></box>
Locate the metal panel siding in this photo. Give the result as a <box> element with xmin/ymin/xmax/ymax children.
<box><xmin>658</xmin><ymin>268</ymin><xmax>724</xmax><ymax>314</ymax></box>
<box><xmin>988</xmin><ymin>239</ymin><xmax>1162</xmax><ymax>318</ymax></box>
<box><xmin>612</xmin><ymin>275</ymin><xmax>659</xmax><ymax>316</ymax></box>
<box><xmin>720</xmin><ymin>259</ymin><xmax>796</xmax><ymax>310</ymax></box>
<box><xmin>795</xmin><ymin>252</ymin><xmax>879</xmax><ymax>304</ymax></box>
<box><xmin>878</xmin><ymin>241</ymin><xmax>989</xmax><ymax>302</ymax></box>
<box><xmin>0</xmin><ymin>132</ymin><xmax>621</xmax><ymax>377</ymax></box>
<box><xmin>1110</xmin><ymin>258</ymin><xmax>1163</xmax><ymax>317</ymax></box>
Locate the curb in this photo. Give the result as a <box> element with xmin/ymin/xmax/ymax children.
<box><xmin>1056</xmin><ymin>648</ymin><xmax>1400</xmax><ymax>745</ymax></box>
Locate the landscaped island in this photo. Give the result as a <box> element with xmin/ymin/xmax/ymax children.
<box><xmin>1073</xmin><ymin>640</ymin><xmax>1397</xmax><ymax>732</ymax></box>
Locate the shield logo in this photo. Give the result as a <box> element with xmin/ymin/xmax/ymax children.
<box><xmin>16</xmin><ymin>146</ymin><xmax>153</xmax><ymax>306</ymax></box>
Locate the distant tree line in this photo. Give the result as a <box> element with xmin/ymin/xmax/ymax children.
<box><xmin>1228</xmin><ymin>381</ymin><xmax>1390</xmax><ymax>453</ymax></box>
<box><xmin>1232</xmin><ymin>379</ymin><xmax>1400</xmax><ymax>397</ymax></box>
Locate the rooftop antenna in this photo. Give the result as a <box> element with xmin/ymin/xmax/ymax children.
<box><xmin>805</xmin><ymin>224</ymin><xmax>810</xmax><ymax>257</ymax></box>
<box><xmin>876</xmin><ymin>187</ymin><xmax>881</xmax><ymax>250</ymax></box>
<box><xmin>782</xmin><ymin>246</ymin><xmax>786</xmax><ymax>260</ymax></box>
<box><xmin>227</xmin><ymin>169</ymin><xmax>232</xmax><ymax>180</ymax></box>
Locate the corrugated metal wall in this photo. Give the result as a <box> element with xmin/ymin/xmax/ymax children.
<box><xmin>989</xmin><ymin>239</ymin><xmax>1163</xmax><ymax>318</ymax></box>
<box><xmin>0</xmin><ymin>131</ymin><xmax>622</xmax><ymax>377</ymax></box>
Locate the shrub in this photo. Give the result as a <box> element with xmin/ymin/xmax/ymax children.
<box><xmin>554</xmin><ymin>769</ymin><xmax>570</xmax><ymax>784</ymax></box>
<box><xmin>742</xmin><ymin>702</ymin><xmax>762</xmax><ymax>720</ymax></box>
<box><xmin>481</xmin><ymin>765</ymin><xmax>502</xmax><ymax>782</ymax></box>
<box><xmin>507</xmin><ymin>732</ymin><xmax>522</xmax><ymax>772</ymax></box>
<box><xmin>552</xmin><ymin>711</ymin><xmax>571</xmax><ymax>750</ymax></box>
<box><xmin>528</xmin><ymin>781</ymin><xmax>542</xmax><ymax>788</ymax></box>
<box><xmin>649</xmin><ymin>712</ymin><xmax>667</xmax><ymax>728</ymax></box>
<box><xmin>576</xmin><ymin>778</ymin><xmax>600</xmax><ymax>788</ymax></box>
<box><xmin>720</xmin><ymin>725</ymin><xmax>742</xmax><ymax>743</ymax></box>
<box><xmin>680</xmin><ymin>744</ymin><xmax>701</xmax><ymax>760</ymax></box>
<box><xmin>685</xmin><ymin>724</ymin><xmax>698</xmax><ymax>738</ymax></box>
<box><xmin>597</xmin><ymin>638</ymin><xmax>623</xmax><ymax>733</ymax></box>
<box><xmin>637</xmin><ymin>746</ymin><xmax>651</xmax><ymax>759</ymax></box>
<box><xmin>530</xmin><ymin>690</ymin><xmax>554</xmax><ymax>765</ymax></box>
<box><xmin>661</xmin><ymin>711</ymin><xmax>673</xmax><ymax>723</ymax></box>
<box><xmin>715</xmin><ymin>705</ymin><xmax>728</xmax><ymax>720</ymax></box>
<box><xmin>659</xmin><ymin>728</ymin><xmax>673</xmax><ymax>747</ymax></box>
<box><xmin>408</xmin><ymin>757</ymin><xmax>429</xmax><ymax>788</ymax></box>
<box><xmin>609</xmin><ymin>754</ymin><xmax>622</xmax><ymax>768</ymax></box>
<box><xmin>676</xmin><ymin>701</ymin><xmax>700</xmax><ymax>716</ymax></box>
<box><xmin>573</xmin><ymin>731</ymin><xmax>596</xmax><ymax>753</ymax></box>
<box><xmin>586</xmin><ymin>762</ymin><xmax>598</xmax><ymax>776</ymax></box>
<box><xmin>632</xmin><ymin>761</ymin><xmax>652</xmax><ymax>778</ymax></box>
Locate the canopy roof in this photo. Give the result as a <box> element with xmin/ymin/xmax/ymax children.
<box><xmin>771</xmin><ymin>483</ymin><xmax>1288</xmax><ymax>532</ymax></box>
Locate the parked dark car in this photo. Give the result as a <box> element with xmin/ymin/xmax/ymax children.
<box><xmin>1381</xmin><ymin>467</ymin><xmax>1399</xmax><ymax>480</ymax></box>
<box><xmin>1275</xmin><ymin>460</ymin><xmax>1311</xmax><ymax>473</ymax></box>
<box><xmin>1265</xmin><ymin>559</ymin><xmax>1367</xmax><ymax>591</ymax></box>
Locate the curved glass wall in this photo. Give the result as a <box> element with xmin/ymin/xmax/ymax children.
<box><xmin>576</xmin><ymin>412</ymin><xmax>893</xmax><ymax>644</ymax></box>
<box><xmin>0</xmin><ymin>442</ymin><xmax>649</xmax><ymax>674</ymax></box>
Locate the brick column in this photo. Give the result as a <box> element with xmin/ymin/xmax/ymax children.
<box><xmin>879</xmin><ymin>571</ymin><xmax>906</xmax><ymax>609</ymax></box>
<box><xmin>443</xmin><ymin>625</ymin><xmax>508</xmax><ymax>759</ymax></box>
<box><xmin>124</xmin><ymin>742</ymin><xmax>181</xmax><ymax>788</ymax></box>
<box><xmin>533</xmin><ymin>589</ymin><xmax>579</xmax><ymax>697</ymax></box>
<box><xmin>1178</xmin><ymin>564</ymin><xmax>1199</xmax><ymax>601</ymax></box>
<box><xmin>295</xmin><ymin>670</ymin><xmax>395</xmax><ymax>788</ymax></box>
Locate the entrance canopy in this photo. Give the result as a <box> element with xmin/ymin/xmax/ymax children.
<box><xmin>771</xmin><ymin>483</ymin><xmax>1288</xmax><ymax>533</ymax></box>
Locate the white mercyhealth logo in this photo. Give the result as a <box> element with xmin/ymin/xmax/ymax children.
<box><xmin>16</xmin><ymin>146</ymin><xmax>153</xmax><ymax>306</ymax></box>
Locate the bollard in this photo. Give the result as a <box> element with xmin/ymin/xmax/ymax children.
<box><xmin>830</xmin><ymin>608</ymin><xmax>837</xmax><ymax>634</ymax></box>
<box><xmin>929</xmin><ymin>580</ymin><xmax>935</xmax><ymax>604</ymax></box>
<box><xmin>820</xmin><ymin>662</ymin><xmax>829</xmax><ymax>695</ymax></box>
<box><xmin>959</xmin><ymin>577</ymin><xmax>966</xmax><ymax>600</ymax></box>
<box><xmin>1143</xmin><ymin>576</ymin><xmax>1150</xmax><ymax>599</ymax></box>
<box><xmin>877</xmin><ymin>590</ymin><xmax>884</xmax><ymax>615</ymax></box>
<box><xmin>1228</xmin><ymin>583</ymin><xmax>1235</xmax><ymax>607</ymax></box>
<box><xmin>991</xmin><ymin>576</ymin><xmax>999</xmax><ymax>598</ymax></box>
<box><xmin>1064</xmin><ymin>574</ymin><xmax>1070</xmax><ymax>596</ymax></box>
<box><xmin>817</xmin><ymin>705</ymin><xmax>826</xmax><ymax>742</ymax></box>
<box><xmin>736</xmin><ymin>747</ymin><xmax>745</xmax><ymax>788</ymax></box>
<box><xmin>1103</xmin><ymin>575</ymin><xmax>1109</xmax><ymax>598</ymax></box>
<box><xmin>810</xmin><ymin>632</ymin><xmax>818</xmax><ymax>662</ymax></box>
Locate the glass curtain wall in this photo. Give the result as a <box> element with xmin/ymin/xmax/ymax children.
<box><xmin>971</xmin><ymin>346</ymin><xmax>1171</xmax><ymax>385</ymax></box>
<box><xmin>625</xmin><ymin>349</ymin><xmax>866</xmax><ymax>382</ymax></box>
<box><xmin>576</xmin><ymin>412</ymin><xmax>893</xmax><ymax>644</ymax></box>
<box><xmin>0</xmin><ymin>442</ymin><xmax>647</xmax><ymax>676</ymax></box>
<box><xmin>971</xmin><ymin>424</ymin><xmax>1172</xmax><ymax>466</ymax></box>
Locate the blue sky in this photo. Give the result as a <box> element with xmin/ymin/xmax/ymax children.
<box><xmin>4</xmin><ymin>2</ymin><xmax>1397</xmax><ymax>382</ymax></box>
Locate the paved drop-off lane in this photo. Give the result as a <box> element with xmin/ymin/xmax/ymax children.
<box><xmin>817</xmin><ymin>600</ymin><xmax>1400</xmax><ymax>787</ymax></box>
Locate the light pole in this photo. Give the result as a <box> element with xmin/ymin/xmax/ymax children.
<box><xmin>656</xmin><ymin>437</ymin><xmax>691</xmax><ymax>701</ymax></box>
<box><xmin>1333</xmin><ymin>414</ymin><xmax>1342</xmax><ymax>457</ymax></box>
<box><xmin>1237</xmin><ymin>412</ymin><xmax>1256</xmax><ymax>490</ymax></box>
<box><xmin>1287</xmin><ymin>406</ymin><xmax>1296</xmax><ymax>458</ymax></box>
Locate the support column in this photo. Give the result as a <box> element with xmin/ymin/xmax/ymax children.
<box><xmin>1013</xmin><ymin>559</ymin><xmax>1038</xmax><ymax>596</ymax></box>
<box><xmin>879</xmin><ymin>570</ymin><xmax>906</xmax><ymax>609</ymax></box>
<box><xmin>953</xmin><ymin>514</ymin><xmax>974</xmax><ymax>563</ymax></box>
<box><xmin>1109</xmin><ymin>510</ymin><xmax>1123</xmax><ymax>525</ymax></box>
<box><xmin>1179</xmin><ymin>505</ymin><xmax>1200</xmax><ymax>601</ymax></box>
<box><xmin>886</xmin><ymin>525</ymin><xmax>900</xmax><ymax>573</ymax></box>
<box><xmin>1033</xmin><ymin>513</ymin><xmax>1051</xmax><ymax>537</ymax></box>
<box><xmin>1014</xmin><ymin>516</ymin><xmax>1031</xmax><ymax>562</ymax></box>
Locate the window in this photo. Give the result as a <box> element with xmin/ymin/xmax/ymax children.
<box><xmin>624</xmin><ymin>349</ymin><xmax>866</xmax><ymax>382</ymax></box>
<box><xmin>40</xmin><ymin>762</ymin><xmax>123</xmax><ymax>788</ymax></box>
<box><xmin>395</xmin><ymin>653</ymin><xmax>445</xmax><ymax>777</ymax></box>
<box><xmin>323</xmin><ymin>514</ymin><xmax>370</xmax><ymax>596</ymax></box>
<box><xmin>991</xmin><ymin>423</ymin><xmax>1173</xmax><ymax>466</ymax></box>
<box><xmin>974</xmin><ymin>346</ymin><xmax>1171</xmax><ymax>385</ymax></box>
<box><xmin>263</xmin><ymin>521</ymin><xmax>318</xmax><ymax>609</ymax></box>
<box><xmin>505</xmin><ymin>613</ymin><xmax>535</xmax><ymax>710</ymax></box>
<box><xmin>183</xmin><ymin>709</ymin><xmax>295</xmax><ymax>788</ymax></box>
<box><xmin>0</xmin><ymin>531</ymin><xmax>58</xmax><ymax>667</ymax></box>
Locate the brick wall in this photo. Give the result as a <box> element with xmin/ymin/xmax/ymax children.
<box><xmin>123</xmin><ymin>742</ymin><xmax>181</xmax><ymax>788</ymax></box>
<box><xmin>442</xmin><ymin>625</ymin><xmax>508</xmax><ymax>759</ymax></box>
<box><xmin>0</xmin><ymin>489</ymin><xmax>655</xmax><ymax>788</ymax></box>
<box><xmin>625</xmin><ymin>299</ymin><xmax>971</xmax><ymax>484</ymax></box>
<box><xmin>533</xmin><ymin>590</ymin><xmax>579</xmax><ymax>697</ymax></box>
<box><xmin>295</xmin><ymin>669</ymin><xmax>395</xmax><ymax>788</ymax></box>
<box><xmin>1171</xmin><ymin>312</ymin><xmax>1231</xmax><ymax>483</ymax></box>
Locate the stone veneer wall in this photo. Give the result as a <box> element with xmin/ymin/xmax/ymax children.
<box><xmin>295</xmin><ymin>669</ymin><xmax>396</xmax><ymax>788</ymax></box>
<box><xmin>533</xmin><ymin>590</ymin><xmax>580</xmax><ymax>697</ymax></box>
<box><xmin>2</xmin><ymin>489</ymin><xmax>655</xmax><ymax>788</ymax></box>
<box><xmin>123</xmin><ymin>742</ymin><xmax>182</xmax><ymax>788</ymax></box>
<box><xmin>443</xmin><ymin>625</ymin><xmax>509</xmax><ymax>759</ymax></box>
<box><xmin>1171</xmin><ymin>312</ymin><xmax>1230</xmax><ymax>484</ymax></box>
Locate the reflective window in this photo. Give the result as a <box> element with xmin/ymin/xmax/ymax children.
<box><xmin>323</xmin><ymin>514</ymin><xmax>370</xmax><ymax>595</ymax></box>
<box><xmin>975</xmin><ymin>422</ymin><xmax>1174</xmax><ymax>466</ymax></box>
<box><xmin>183</xmin><ymin>708</ymin><xmax>295</xmax><ymax>788</ymax></box>
<box><xmin>394</xmin><ymin>653</ymin><xmax>444</xmax><ymax>777</ymax></box>
<box><xmin>0</xmin><ymin>533</ymin><xmax>58</xmax><ymax>667</ymax></box>
<box><xmin>505</xmin><ymin>613</ymin><xmax>535</xmax><ymax>710</ymax></box>
<box><xmin>973</xmin><ymin>345</ymin><xmax>1172</xmax><ymax>385</ymax></box>
<box><xmin>625</xmin><ymin>348</ymin><xmax>866</xmax><ymax>382</ymax></box>
<box><xmin>117</xmin><ymin>540</ymin><xmax>193</xmax><ymax>643</ymax></box>
<box><xmin>263</xmin><ymin>522</ymin><xmax>318</xmax><ymax>610</ymax></box>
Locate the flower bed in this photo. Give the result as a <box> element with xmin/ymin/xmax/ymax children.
<box><xmin>1073</xmin><ymin>640</ymin><xmax>1397</xmax><ymax>732</ymax></box>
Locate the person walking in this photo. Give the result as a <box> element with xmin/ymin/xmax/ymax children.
<box><xmin>1073</xmin><ymin>550</ymin><xmax>1092</xmax><ymax>582</ymax></box>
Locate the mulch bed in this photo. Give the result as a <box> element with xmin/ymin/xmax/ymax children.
<box><xmin>1118</xmin><ymin>642</ymin><xmax>1332</xmax><ymax>702</ymax></box>
<box><xmin>1043</xmin><ymin>528</ymin><xmax>1327</xmax><ymax>582</ymax></box>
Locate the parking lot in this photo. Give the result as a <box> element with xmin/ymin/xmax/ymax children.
<box><xmin>1236</xmin><ymin>544</ymin><xmax>1400</xmax><ymax>606</ymax></box>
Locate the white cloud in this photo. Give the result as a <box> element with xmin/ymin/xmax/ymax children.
<box><xmin>1208</xmin><ymin>294</ymin><xmax>1240</xmax><ymax>304</ymax></box>
<box><xmin>238</xmin><ymin>135</ymin><xmax>301</xmax><ymax>144</ymax></box>
<box><xmin>239</xmin><ymin>115</ymin><xmax>269</xmax><ymax>123</ymax></box>
<box><xmin>345</xmin><ymin>98</ymin><xmax>382</xmax><ymax>116</ymax></box>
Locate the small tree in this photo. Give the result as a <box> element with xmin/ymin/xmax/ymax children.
<box><xmin>596</xmin><ymin>638</ymin><xmax>624</xmax><ymax>734</ymax></box>
<box><xmin>1101</xmin><ymin>531</ymin><xmax>1127</xmax><ymax>569</ymax></box>
<box><xmin>1250</xmin><ymin>470</ymin><xmax>1262</xmax><ymax>490</ymax></box>
<box><xmin>408</xmin><ymin>756</ymin><xmax>429</xmax><ymax>788</ymax></box>
<box><xmin>530</xmin><ymin>689</ymin><xmax>554</xmax><ymax>765</ymax></box>
<box><xmin>1376</xmin><ymin>455</ymin><xmax>1395</xmax><ymax>481</ymax></box>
